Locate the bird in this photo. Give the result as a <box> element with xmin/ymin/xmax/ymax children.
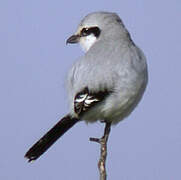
<box><xmin>25</xmin><ymin>11</ymin><xmax>148</xmax><ymax>162</ymax></box>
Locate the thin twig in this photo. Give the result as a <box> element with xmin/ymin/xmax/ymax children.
<box><xmin>90</xmin><ymin>122</ymin><xmax>111</xmax><ymax>180</ymax></box>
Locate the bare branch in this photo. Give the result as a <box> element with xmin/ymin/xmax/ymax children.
<box><xmin>90</xmin><ymin>122</ymin><xmax>111</xmax><ymax>180</ymax></box>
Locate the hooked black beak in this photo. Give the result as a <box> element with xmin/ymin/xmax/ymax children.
<box><xmin>66</xmin><ymin>34</ymin><xmax>80</xmax><ymax>44</ymax></box>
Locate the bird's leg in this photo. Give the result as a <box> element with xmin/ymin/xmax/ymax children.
<box><xmin>90</xmin><ymin>122</ymin><xmax>111</xmax><ymax>180</ymax></box>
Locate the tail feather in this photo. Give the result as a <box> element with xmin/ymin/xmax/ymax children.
<box><xmin>25</xmin><ymin>115</ymin><xmax>79</xmax><ymax>162</ymax></box>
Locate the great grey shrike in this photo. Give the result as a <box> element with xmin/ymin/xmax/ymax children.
<box><xmin>25</xmin><ymin>11</ymin><xmax>148</xmax><ymax>162</ymax></box>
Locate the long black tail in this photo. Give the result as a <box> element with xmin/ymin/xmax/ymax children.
<box><xmin>25</xmin><ymin>115</ymin><xmax>79</xmax><ymax>162</ymax></box>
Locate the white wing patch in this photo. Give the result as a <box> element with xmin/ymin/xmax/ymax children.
<box><xmin>85</xmin><ymin>96</ymin><xmax>99</xmax><ymax>104</ymax></box>
<box><xmin>74</xmin><ymin>87</ymin><xmax>110</xmax><ymax>116</ymax></box>
<box><xmin>74</xmin><ymin>93</ymin><xmax>99</xmax><ymax>113</ymax></box>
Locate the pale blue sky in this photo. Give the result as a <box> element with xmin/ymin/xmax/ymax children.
<box><xmin>1</xmin><ymin>0</ymin><xmax>181</xmax><ymax>179</ymax></box>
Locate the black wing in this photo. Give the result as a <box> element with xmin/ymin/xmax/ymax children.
<box><xmin>74</xmin><ymin>87</ymin><xmax>110</xmax><ymax>116</ymax></box>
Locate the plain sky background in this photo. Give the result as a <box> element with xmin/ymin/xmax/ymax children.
<box><xmin>1</xmin><ymin>0</ymin><xmax>181</xmax><ymax>179</ymax></box>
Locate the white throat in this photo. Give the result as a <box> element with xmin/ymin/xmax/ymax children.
<box><xmin>79</xmin><ymin>34</ymin><xmax>97</xmax><ymax>52</ymax></box>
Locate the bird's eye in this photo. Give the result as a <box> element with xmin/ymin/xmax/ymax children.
<box><xmin>81</xmin><ymin>27</ymin><xmax>101</xmax><ymax>38</ymax></box>
<box><xmin>81</xmin><ymin>28</ymin><xmax>90</xmax><ymax>36</ymax></box>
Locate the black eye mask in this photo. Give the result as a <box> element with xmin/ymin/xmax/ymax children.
<box><xmin>81</xmin><ymin>27</ymin><xmax>101</xmax><ymax>38</ymax></box>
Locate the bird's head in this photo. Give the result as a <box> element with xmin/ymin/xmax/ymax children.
<box><xmin>66</xmin><ymin>11</ymin><xmax>126</xmax><ymax>52</ymax></box>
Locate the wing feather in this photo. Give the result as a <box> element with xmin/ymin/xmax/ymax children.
<box><xmin>74</xmin><ymin>87</ymin><xmax>110</xmax><ymax>116</ymax></box>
